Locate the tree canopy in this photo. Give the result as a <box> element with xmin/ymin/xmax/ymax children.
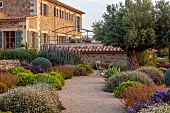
<box><xmin>92</xmin><ymin>0</ymin><xmax>170</xmax><ymax>69</ymax></box>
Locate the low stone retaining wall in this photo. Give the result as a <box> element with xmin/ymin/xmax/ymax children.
<box><xmin>81</xmin><ymin>53</ymin><xmax>129</xmax><ymax>69</ymax></box>
<box><xmin>0</xmin><ymin>60</ymin><xmax>20</xmax><ymax>70</ymax></box>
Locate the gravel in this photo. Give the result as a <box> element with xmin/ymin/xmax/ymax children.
<box><xmin>58</xmin><ymin>72</ymin><xmax>126</xmax><ymax>113</ymax></box>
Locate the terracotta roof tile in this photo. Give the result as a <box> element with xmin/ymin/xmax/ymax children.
<box><xmin>41</xmin><ymin>45</ymin><xmax>124</xmax><ymax>53</ymax></box>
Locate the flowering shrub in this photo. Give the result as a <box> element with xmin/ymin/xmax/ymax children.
<box><xmin>104</xmin><ymin>71</ymin><xmax>153</xmax><ymax>92</ymax></box>
<box><xmin>0</xmin><ymin>72</ymin><xmax>19</xmax><ymax>88</ymax></box>
<box><xmin>122</xmin><ymin>84</ymin><xmax>167</xmax><ymax>108</ymax></box>
<box><xmin>50</xmin><ymin>65</ymin><xmax>74</xmax><ymax>79</ymax></box>
<box><xmin>139</xmin><ymin>103</ymin><xmax>170</xmax><ymax>113</ymax></box>
<box><xmin>127</xmin><ymin>89</ymin><xmax>170</xmax><ymax>113</ymax></box>
<box><xmin>78</xmin><ymin>64</ymin><xmax>94</xmax><ymax>74</ymax></box>
<box><xmin>136</xmin><ymin>67</ymin><xmax>164</xmax><ymax>84</ymax></box>
<box><xmin>0</xmin><ymin>83</ymin><xmax>64</xmax><ymax>113</ymax></box>
<box><xmin>114</xmin><ymin>81</ymin><xmax>142</xmax><ymax>97</ymax></box>
<box><xmin>157</xmin><ymin>63</ymin><xmax>170</xmax><ymax>69</ymax></box>
<box><xmin>21</xmin><ymin>62</ymin><xmax>45</xmax><ymax>74</ymax></box>
<box><xmin>0</xmin><ymin>111</ymin><xmax>12</xmax><ymax>113</ymax></box>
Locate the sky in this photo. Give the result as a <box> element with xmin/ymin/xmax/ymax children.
<box><xmin>61</xmin><ymin>0</ymin><xmax>124</xmax><ymax>34</ymax></box>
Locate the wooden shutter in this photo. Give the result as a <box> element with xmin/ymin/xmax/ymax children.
<box><xmin>47</xmin><ymin>34</ymin><xmax>50</xmax><ymax>44</ymax></box>
<box><xmin>0</xmin><ymin>32</ymin><xmax>2</xmax><ymax>49</ymax></box>
<box><xmin>35</xmin><ymin>32</ymin><xmax>39</xmax><ymax>48</ymax></box>
<box><xmin>15</xmin><ymin>31</ymin><xmax>21</xmax><ymax>48</ymax></box>
<box><xmin>27</xmin><ymin>31</ymin><xmax>31</xmax><ymax>48</ymax></box>
<box><xmin>40</xmin><ymin>33</ymin><xmax>44</xmax><ymax>44</ymax></box>
<box><xmin>41</xmin><ymin>3</ymin><xmax>44</xmax><ymax>15</ymax></box>
<box><xmin>46</xmin><ymin>5</ymin><xmax>50</xmax><ymax>16</ymax></box>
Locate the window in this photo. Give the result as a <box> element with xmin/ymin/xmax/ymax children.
<box><xmin>41</xmin><ymin>3</ymin><xmax>50</xmax><ymax>16</ymax></box>
<box><xmin>0</xmin><ymin>1</ymin><xmax>3</xmax><ymax>8</ymax></box>
<box><xmin>65</xmin><ymin>12</ymin><xmax>68</xmax><ymax>20</ymax></box>
<box><xmin>54</xmin><ymin>7</ymin><xmax>58</xmax><ymax>16</ymax></box>
<box><xmin>69</xmin><ymin>13</ymin><xmax>73</xmax><ymax>21</ymax></box>
<box><xmin>75</xmin><ymin>16</ymin><xmax>81</xmax><ymax>32</ymax></box>
<box><xmin>62</xmin><ymin>11</ymin><xmax>64</xmax><ymax>19</ymax></box>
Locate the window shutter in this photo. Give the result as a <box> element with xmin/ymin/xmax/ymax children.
<box><xmin>54</xmin><ymin>7</ymin><xmax>56</xmax><ymax>16</ymax></box>
<box><xmin>41</xmin><ymin>3</ymin><xmax>44</xmax><ymax>15</ymax></box>
<box><xmin>15</xmin><ymin>31</ymin><xmax>21</xmax><ymax>48</ymax></box>
<box><xmin>40</xmin><ymin>33</ymin><xmax>44</xmax><ymax>44</ymax></box>
<box><xmin>47</xmin><ymin>34</ymin><xmax>50</xmax><ymax>44</ymax></box>
<box><xmin>27</xmin><ymin>31</ymin><xmax>31</xmax><ymax>48</ymax></box>
<box><xmin>0</xmin><ymin>32</ymin><xmax>2</xmax><ymax>49</ymax></box>
<box><xmin>35</xmin><ymin>32</ymin><xmax>39</xmax><ymax>48</ymax></box>
<box><xmin>46</xmin><ymin>5</ymin><xmax>50</xmax><ymax>16</ymax></box>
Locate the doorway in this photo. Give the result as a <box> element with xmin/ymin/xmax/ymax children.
<box><xmin>4</xmin><ymin>31</ymin><xmax>15</xmax><ymax>49</ymax></box>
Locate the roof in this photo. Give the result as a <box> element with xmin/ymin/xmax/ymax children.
<box><xmin>41</xmin><ymin>45</ymin><xmax>124</xmax><ymax>54</ymax></box>
<box><xmin>47</xmin><ymin>0</ymin><xmax>85</xmax><ymax>14</ymax></box>
<box><xmin>0</xmin><ymin>16</ymin><xmax>37</xmax><ymax>21</ymax></box>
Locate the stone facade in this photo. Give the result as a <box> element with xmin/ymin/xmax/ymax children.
<box><xmin>0</xmin><ymin>21</ymin><xmax>20</xmax><ymax>28</ymax></box>
<box><xmin>81</xmin><ymin>53</ymin><xmax>129</xmax><ymax>68</ymax></box>
<box><xmin>0</xmin><ymin>0</ymin><xmax>32</xmax><ymax>17</ymax></box>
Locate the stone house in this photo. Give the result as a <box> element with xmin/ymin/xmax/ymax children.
<box><xmin>0</xmin><ymin>0</ymin><xmax>85</xmax><ymax>49</ymax></box>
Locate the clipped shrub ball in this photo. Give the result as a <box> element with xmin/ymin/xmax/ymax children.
<box><xmin>32</xmin><ymin>57</ymin><xmax>52</xmax><ymax>70</ymax></box>
<box><xmin>136</xmin><ymin>67</ymin><xmax>164</xmax><ymax>84</ymax></box>
<box><xmin>78</xmin><ymin>64</ymin><xmax>94</xmax><ymax>74</ymax></box>
<box><xmin>114</xmin><ymin>81</ymin><xmax>142</xmax><ymax>97</ymax></box>
<box><xmin>73</xmin><ymin>66</ymin><xmax>88</xmax><ymax>76</ymax></box>
<box><xmin>0</xmin><ymin>83</ymin><xmax>64</xmax><ymax>113</ymax></box>
<box><xmin>0</xmin><ymin>82</ymin><xmax>8</xmax><ymax>94</ymax></box>
<box><xmin>105</xmin><ymin>71</ymin><xmax>153</xmax><ymax>92</ymax></box>
<box><xmin>164</xmin><ymin>68</ymin><xmax>170</xmax><ymax>86</ymax></box>
<box><xmin>8</xmin><ymin>67</ymin><xmax>32</xmax><ymax>75</ymax></box>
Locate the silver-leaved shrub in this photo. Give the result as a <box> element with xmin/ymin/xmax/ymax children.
<box><xmin>0</xmin><ymin>83</ymin><xmax>64</xmax><ymax>113</ymax></box>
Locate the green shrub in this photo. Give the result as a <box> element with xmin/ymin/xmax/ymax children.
<box><xmin>104</xmin><ymin>66</ymin><xmax>121</xmax><ymax>78</ymax></box>
<box><xmin>136</xmin><ymin>67</ymin><xmax>164</xmax><ymax>84</ymax></box>
<box><xmin>0</xmin><ymin>83</ymin><xmax>64</xmax><ymax>113</ymax></box>
<box><xmin>0</xmin><ymin>49</ymin><xmax>38</xmax><ymax>63</ymax></box>
<box><xmin>8</xmin><ymin>67</ymin><xmax>32</xmax><ymax>75</ymax></box>
<box><xmin>114</xmin><ymin>81</ymin><xmax>142</xmax><ymax>97</ymax></box>
<box><xmin>78</xmin><ymin>64</ymin><xmax>94</xmax><ymax>74</ymax></box>
<box><xmin>51</xmin><ymin>66</ymin><xmax>74</xmax><ymax>79</ymax></box>
<box><xmin>105</xmin><ymin>71</ymin><xmax>153</xmax><ymax>92</ymax></box>
<box><xmin>49</xmin><ymin>71</ymin><xmax>65</xmax><ymax>86</ymax></box>
<box><xmin>37</xmin><ymin>73</ymin><xmax>63</xmax><ymax>90</ymax></box>
<box><xmin>16</xmin><ymin>73</ymin><xmax>38</xmax><ymax>86</ymax></box>
<box><xmin>164</xmin><ymin>68</ymin><xmax>170</xmax><ymax>86</ymax></box>
<box><xmin>158</xmin><ymin>67</ymin><xmax>167</xmax><ymax>73</ymax></box>
<box><xmin>137</xmin><ymin>50</ymin><xmax>157</xmax><ymax>66</ymax></box>
<box><xmin>73</xmin><ymin>66</ymin><xmax>88</xmax><ymax>76</ymax></box>
<box><xmin>0</xmin><ymin>82</ymin><xmax>7</xmax><ymax>94</ymax></box>
<box><xmin>32</xmin><ymin>57</ymin><xmax>52</xmax><ymax>70</ymax></box>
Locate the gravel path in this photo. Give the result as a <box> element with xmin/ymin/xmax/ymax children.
<box><xmin>58</xmin><ymin>73</ymin><xmax>126</xmax><ymax>113</ymax></box>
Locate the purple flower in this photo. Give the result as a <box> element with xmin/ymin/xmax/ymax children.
<box><xmin>128</xmin><ymin>107</ymin><xmax>136</xmax><ymax>113</ymax></box>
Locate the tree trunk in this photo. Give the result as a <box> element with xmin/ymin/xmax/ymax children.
<box><xmin>127</xmin><ymin>49</ymin><xmax>139</xmax><ymax>70</ymax></box>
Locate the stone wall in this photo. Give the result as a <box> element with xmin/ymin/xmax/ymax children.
<box><xmin>0</xmin><ymin>60</ymin><xmax>20</xmax><ymax>70</ymax></box>
<box><xmin>0</xmin><ymin>21</ymin><xmax>20</xmax><ymax>28</ymax></box>
<box><xmin>0</xmin><ymin>0</ymin><xmax>32</xmax><ymax>17</ymax></box>
<box><xmin>81</xmin><ymin>53</ymin><xmax>129</xmax><ymax>69</ymax></box>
